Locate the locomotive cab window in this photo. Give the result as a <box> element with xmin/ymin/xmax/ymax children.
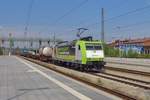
<box><xmin>86</xmin><ymin>45</ymin><xmax>102</xmax><ymax>50</ymax></box>
<box><xmin>86</xmin><ymin>46</ymin><xmax>94</xmax><ymax>50</ymax></box>
<box><xmin>95</xmin><ymin>46</ymin><xmax>102</xmax><ymax>50</ymax></box>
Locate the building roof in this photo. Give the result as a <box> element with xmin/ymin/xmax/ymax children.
<box><xmin>109</xmin><ymin>37</ymin><xmax>150</xmax><ymax>47</ymax></box>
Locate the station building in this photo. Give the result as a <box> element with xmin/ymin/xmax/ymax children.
<box><xmin>109</xmin><ymin>38</ymin><xmax>150</xmax><ymax>54</ymax></box>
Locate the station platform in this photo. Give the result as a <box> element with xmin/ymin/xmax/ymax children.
<box><xmin>105</xmin><ymin>57</ymin><xmax>150</xmax><ymax>67</ymax></box>
<box><xmin>0</xmin><ymin>56</ymin><xmax>120</xmax><ymax>100</ymax></box>
<box><xmin>105</xmin><ymin>57</ymin><xmax>150</xmax><ymax>73</ymax></box>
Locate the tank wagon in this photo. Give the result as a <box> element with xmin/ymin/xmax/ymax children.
<box><xmin>39</xmin><ymin>47</ymin><xmax>53</xmax><ymax>62</ymax></box>
<box><xmin>53</xmin><ymin>36</ymin><xmax>105</xmax><ymax>71</ymax></box>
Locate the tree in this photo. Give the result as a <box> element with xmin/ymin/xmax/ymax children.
<box><xmin>0</xmin><ymin>48</ymin><xmax>3</xmax><ymax>55</ymax></box>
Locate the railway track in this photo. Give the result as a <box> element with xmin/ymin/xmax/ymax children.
<box><xmin>73</xmin><ymin>77</ymin><xmax>138</xmax><ymax>100</ymax></box>
<box><xmin>91</xmin><ymin>73</ymin><xmax>150</xmax><ymax>90</ymax></box>
<box><xmin>54</xmin><ymin>62</ymin><xmax>150</xmax><ymax>89</ymax></box>
<box><xmin>101</xmin><ymin>72</ymin><xmax>150</xmax><ymax>84</ymax></box>
<box><xmin>52</xmin><ymin>60</ymin><xmax>150</xmax><ymax>89</ymax></box>
<box><xmin>105</xmin><ymin>66</ymin><xmax>150</xmax><ymax>76</ymax></box>
<box><xmin>22</xmin><ymin>57</ymin><xmax>150</xmax><ymax>100</ymax></box>
<box><xmin>103</xmin><ymin>66</ymin><xmax>150</xmax><ymax>86</ymax></box>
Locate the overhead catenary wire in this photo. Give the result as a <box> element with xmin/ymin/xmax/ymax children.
<box><xmin>88</xmin><ymin>20</ymin><xmax>150</xmax><ymax>40</ymax></box>
<box><xmin>61</xmin><ymin>0</ymin><xmax>129</xmax><ymax>31</ymax></box>
<box><xmin>110</xmin><ymin>24</ymin><xmax>150</xmax><ymax>34</ymax></box>
<box><xmin>112</xmin><ymin>20</ymin><xmax>150</xmax><ymax>30</ymax></box>
<box><xmin>105</xmin><ymin>4</ymin><xmax>150</xmax><ymax>21</ymax></box>
<box><xmin>68</xmin><ymin>4</ymin><xmax>150</xmax><ymax>41</ymax></box>
<box><xmin>40</xmin><ymin>0</ymin><xmax>89</xmax><ymax>33</ymax></box>
<box><xmin>52</xmin><ymin>0</ymin><xmax>89</xmax><ymax>25</ymax></box>
<box><xmin>55</xmin><ymin>2</ymin><xmax>150</xmax><ymax>42</ymax></box>
<box><xmin>57</xmin><ymin>21</ymin><xmax>99</xmax><ymax>35</ymax></box>
<box><xmin>57</xmin><ymin>4</ymin><xmax>150</xmax><ymax>41</ymax></box>
<box><xmin>51</xmin><ymin>0</ymin><xmax>126</xmax><ymax>35</ymax></box>
<box><xmin>76</xmin><ymin>4</ymin><xmax>150</xmax><ymax>29</ymax></box>
<box><xmin>53</xmin><ymin>15</ymin><xmax>99</xmax><ymax>35</ymax></box>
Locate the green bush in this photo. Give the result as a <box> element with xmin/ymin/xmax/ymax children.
<box><xmin>137</xmin><ymin>54</ymin><xmax>150</xmax><ymax>58</ymax></box>
<box><xmin>126</xmin><ymin>49</ymin><xmax>139</xmax><ymax>58</ymax></box>
<box><xmin>143</xmin><ymin>54</ymin><xmax>150</xmax><ymax>58</ymax></box>
<box><xmin>103</xmin><ymin>43</ymin><xmax>150</xmax><ymax>58</ymax></box>
<box><xmin>103</xmin><ymin>43</ymin><xmax>120</xmax><ymax>57</ymax></box>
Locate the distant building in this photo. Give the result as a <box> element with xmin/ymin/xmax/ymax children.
<box><xmin>109</xmin><ymin>38</ymin><xmax>150</xmax><ymax>54</ymax></box>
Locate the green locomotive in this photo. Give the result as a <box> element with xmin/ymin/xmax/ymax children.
<box><xmin>53</xmin><ymin>37</ymin><xmax>105</xmax><ymax>71</ymax></box>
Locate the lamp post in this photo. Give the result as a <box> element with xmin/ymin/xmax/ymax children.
<box><xmin>116</xmin><ymin>26</ymin><xmax>122</xmax><ymax>58</ymax></box>
<box><xmin>9</xmin><ymin>33</ymin><xmax>14</xmax><ymax>56</ymax></box>
<box><xmin>0</xmin><ymin>26</ymin><xmax>2</xmax><ymax>48</ymax></box>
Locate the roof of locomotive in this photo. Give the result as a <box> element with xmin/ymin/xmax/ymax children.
<box><xmin>56</xmin><ymin>36</ymin><xmax>102</xmax><ymax>47</ymax></box>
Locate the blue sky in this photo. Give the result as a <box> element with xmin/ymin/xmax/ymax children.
<box><xmin>0</xmin><ymin>0</ymin><xmax>150</xmax><ymax>42</ymax></box>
